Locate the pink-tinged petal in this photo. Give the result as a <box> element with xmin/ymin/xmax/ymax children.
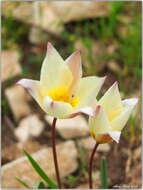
<box><xmin>69</xmin><ymin>106</ymin><xmax>94</xmax><ymax>118</ymax></box>
<box><xmin>40</xmin><ymin>42</ymin><xmax>72</xmax><ymax>91</ymax></box>
<box><xmin>75</xmin><ymin>76</ymin><xmax>106</xmax><ymax>108</ymax></box>
<box><xmin>16</xmin><ymin>79</ymin><xmax>41</xmax><ymax>105</ymax></box>
<box><xmin>65</xmin><ymin>50</ymin><xmax>82</xmax><ymax>92</ymax></box>
<box><xmin>111</xmin><ymin>98</ymin><xmax>138</xmax><ymax>131</ymax></box>
<box><xmin>99</xmin><ymin>81</ymin><xmax>123</xmax><ymax>121</ymax></box>
<box><xmin>43</xmin><ymin>96</ymin><xmax>73</xmax><ymax>119</ymax></box>
<box><xmin>108</xmin><ymin>131</ymin><xmax>121</xmax><ymax>143</ymax></box>
<box><xmin>89</xmin><ymin>105</ymin><xmax>111</xmax><ymax>135</ymax></box>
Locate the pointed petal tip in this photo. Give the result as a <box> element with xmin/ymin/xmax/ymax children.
<box><xmin>110</xmin><ymin>81</ymin><xmax>119</xmax><ymax>90</ymax></box>
<box><xmin>75</xmin><ymin>50</ymin><xmax>81</xmax><ymax>55</ymax></box>
<box><xmin>71</xmin><ymin>50</ymin><xmax>81</xmax><ymax>58</ymax></box>
<box><xmin>102</xmin><ymin>76</ymin><xmax>107</xmax><ymax>82</ymax></box>
<box><xmin>113</xmin><ymin>81</ymin><xmax>118</xmax><ymax>86</ymax></box>
<box><xmin>47</xmin><ymin>42</ymin><xmax>53</xmax><ymax>47</ymax></box>
<box><xmin>47</xmin><ymin>42</ymin><xmax>54</xmax><ymax>52</ymax></box>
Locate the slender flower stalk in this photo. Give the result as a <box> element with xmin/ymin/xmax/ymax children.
<box><xmin>88</xmin><ymin>143</ymin><xmax>99</xmax><ymax>189</ymax></box>
<box><xmin>51</xmin><ymin>118</ymin><xmax>61</xmax><ymax>189</ymax></box>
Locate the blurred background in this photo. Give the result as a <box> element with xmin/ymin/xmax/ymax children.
<box><xmin>1</xmin><ymin>1</ymin><xmax>141</xmax><ymax>189</ymax></box>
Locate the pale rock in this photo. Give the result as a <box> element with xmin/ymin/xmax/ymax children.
<box><xmin>108</xmin><ymin>61</ymin><xmax>122</xmax><ymax>73</ymax></box>
<box><xmin>40</xmin><ymin>1</ymin><xmax>110</xmax><ymax>33</ymax></box>
<box><xmin>78</xmin><ymin>137</ymin><xmax>110</xmax><ymax>152</ymax></box>
<box><xmin>5</xmin><ymin>85</ymin><xmax>31</xmax><ymax>120</ymax></box>
<box><xmin>133</xmin><ymin>147</ymin><xmax>141</xmax><ymax>161</ymax></box>
<box><xmin>15</xmin><ymin>114</ymin><xmax>44</xmax><ymax>142</ymax></box>
<box><xmin>29</xmin><ymin>27</ymin><xmax>50</xmax><ymax>44</ymax></box>
<box><xmin>2</xmin><ymin>2</ymin><xmax>33</xmax><ymax>24</ymax></box>
<box><xmin>2</xmin><ymin>140</ymin><xmax>42</xmax><ymax>163</ymax></box>
<box><xmin>45</xmin><ymin>115</ymin><xmax>89</xmax><ymax>139</ymax></box>
<box><xmin>1</xmin><ymin>51</ymin><xmax>22</xmax><ymax>82</ymax></box>
<box><xmin>48</xmin><ymin>1</ymin><xmax>110</xmax><ymax>23</ymax></box>
<box><xmin>2</xmin><ymin>2</ymin><xmax>110</xmax><ymax>35</ymax></box>
<box><xmin>2</xmin><ymin>140</ymin><xmax>78</xmax><ymax>189</ymax></box>
<box><xmin>39</xmin><ymin>2</ymin><xmax>63</xmax><ymax>34</ymax></box>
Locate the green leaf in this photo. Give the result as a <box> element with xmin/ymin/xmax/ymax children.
<box><xmin>34</xmin><ymin>181</ymin><xmax>45</xmax><ymax>189</ymax></box>
<box><xmin>100</xmin><ymin>157</ymin><xmax>108</xmax><ymax>189</ymax></box>
<box><xmin>15</xmin><ymin>177</ymin><xmax>31</xmax><ymax>189</ymax></box>
<box><xmin>24</xmin><ymin>150</ymin><xmax>57</xmax><ymax>189</ymax></box>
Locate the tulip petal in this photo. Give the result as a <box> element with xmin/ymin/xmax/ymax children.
<box><xmin>43</xmin><ymin>96</ymin><xmax>73</xmax><ymax>119</ymax></box>
<box><xmin>40</xmin><ymin>42</ymin><xmax>72</xmax><ymax>91</ymax></box>
<box><xmin>65</xmin><ymin>50</ymin><xmax>82</xmax><ymax>92</ymax></box>
<box><xmin>108</xmin><ymin>131</ymin><xmax>121</xmax><ymax>143</ymax></box>
<box><xmin>16</xmin><ymin>79</ymin><xmax>41</xmax><ymax>105</ymax></box>
<box><xmin>75</xmin><ymin>76</ymin><xmax>106</xmax><ymax>108</ymax></box>
<box><xmin>99</xmin><ymin>82</ymin><xmax>123</xmax><ymax>121</ymax></box>
<box><xmin>111</xmin><ymin>98</ymin><xmax>138</xmax><ymax>131</ymax></box>
<box><xmin>69</xmin><ymin>106</ymin><xmax>94</xmax><ymax>118</ymax></box>
<box><xmin>89</xmin><ymin>105</ymin><xmax>111</xmax><ymax>135</ymax></box>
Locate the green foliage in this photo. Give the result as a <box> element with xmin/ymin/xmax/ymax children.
<box><xmin>100</xmin><ymin>157</ymin><xmax>108</xmax><ymax>189</ymax></box>
<box><xmin>23</xmin><ymin>150</ymin><xmax>57</xmax><ymax>189</ymax></box>
<box><xmin>15</xmin><ymin>177</ymin><xmax>32</xmax><ymax>189</ymax></box>
<box><xmin>2</xmin><ymin>97</ymin><xmax>10</xmax><ymax>116</ymax></box>
<box><xmin>65</xmin><ymin>175</ymin><xmax>78</xmax><ymax>188</ymax></box>
<box><xmin>34</xmin><ymin>181</ymin><xmax>46</xmax><ymax>189</ymax></box>
<box><xmin>123</xmin><ymin>115</ymin><xmax>141</xmax><ymax>140</ymax></box>
<box><xmin>2</xmin><ymin>16</ymin><xmax>29</xmax><ymax>49</ymax></box>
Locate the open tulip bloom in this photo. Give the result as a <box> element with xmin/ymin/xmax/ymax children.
<box><xmin>17</xmin><ymin>42</ymin><xmax>106</xmax><ymax>119</ymax></box>
<box><xmin>16</xmin><ymin>42</ymin><xmax>138</xmax><ymax>189</ymax></box>
<box><xmin>89</xmin><ymin>82</ymin><xmax>138</xmax><ymax>144</ymax></box>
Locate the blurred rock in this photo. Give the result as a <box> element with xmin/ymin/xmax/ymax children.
<box><xmin>15</xmin><ymin>114</ymin><xmax>44</xmax><ymax>142</ymax></box>
<box><xmin>2</xmin><ymin>2</ymin><xmax>33</xmax><ymax>24</ymax></box>
<box><xmin>29</xmin><ymin>27</ymin><xmax>50</xmax><ymax>44</ymax></box>
<box><xmin>2</xmin><ymin>140</ymin><xmax>78</xmax><ymax>188</ymax></box>
<box><xmin>107</xmin><ymin>44</ymin><xmax>118</xmax><ymax>54</ymax></box>
<box><xmin>47</xmin><ymin>1</ymin><xmax>110</xmax><ymax>23</ymax></box>
<box><xmin>5</xmin><ymin>85</ymin><xmax>31</xmax><ymax>121</ymax></box>
<box><xmin>107</xmin><ymin>61</ymin><xmax>122</xmax><ymax>73</ymax></box>
<box><xmin>45</xmin><ymin>115</ymin><xmax>89</xmax><ymax>139</ymax></box>
<box><xmin>2</xmin><ymin>2</ymin><xmax>110</xmax><ymax>35</ymax></box>
<box><xmin>2</xmin><ymin>140</ymin><xmax>42</xmax><ymax>164</ymax></box>
<box><xmin>133</xmin><ymin>147</ymin><xmax>141</xmax><ymax>161</ymax></box>
<box><xmin>78</xmin><ymin>137</ymin><xmax>110</xmax><ymax>152</ymax></box>
<box><xmin>1</xmin><ymin>51</ymin><xmax>22</xmax><ymax>82</ymax></box>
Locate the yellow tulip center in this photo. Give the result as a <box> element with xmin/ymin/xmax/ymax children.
<box><xmin>45</xmin><ymin>86</ymin><xmax>79</xmax><ymax>107</ymax></box>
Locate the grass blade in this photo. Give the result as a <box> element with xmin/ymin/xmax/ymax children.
<box><xmin>34</xmin><ymin>181</ymin><xmax>45</xmax><ymax>189</ymax></box>
<box><xmin>24</xmin><ymin>150</ymin><xmax>57</xmax><ymax>189</ymax></box>
<box><xmin>15</xmin><ymin>177</ymin><xmax>31</xmax><ymax>189</ymax></box>
<box><xmin>100</xmin><ymin>157</ymin><xmax>108</xmax><ymax>189</ymax></box>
